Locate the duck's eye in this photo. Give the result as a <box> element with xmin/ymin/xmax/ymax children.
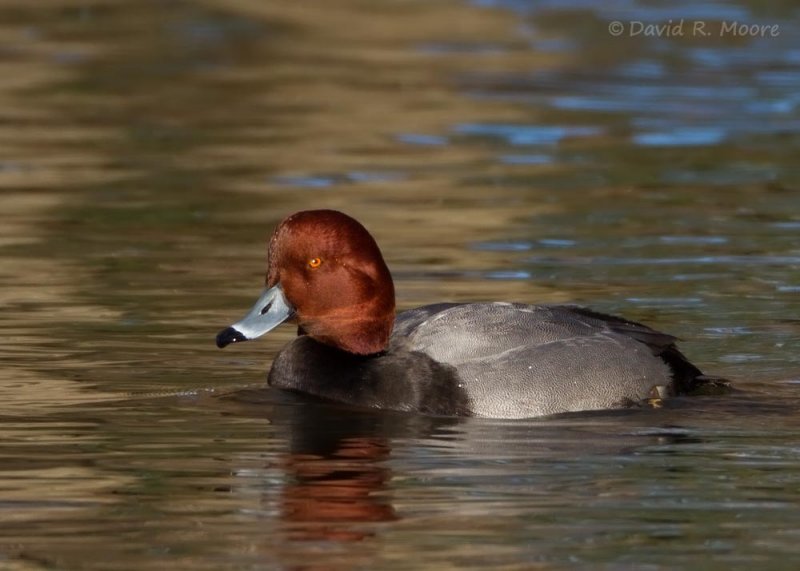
<box><xmin>308</xmin><ymin>257</ymin><xmax>322</xmax><ymax>269</ymax></box>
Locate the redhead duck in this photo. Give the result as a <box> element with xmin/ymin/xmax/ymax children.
<box><xmin>216</xmin><ymin>209</ymin><xmax>725</xmax><ymax>418</ymax></box>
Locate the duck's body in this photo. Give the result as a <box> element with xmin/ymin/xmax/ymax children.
<box><xmin>269</xmin><ymin>302</ymin><xmax>705</xmax><ymax>418</ymax></box>
<box><xmin>217</xmin><ymin>209</ymin><xmax>725</xmax><ymax>419</ymax></box>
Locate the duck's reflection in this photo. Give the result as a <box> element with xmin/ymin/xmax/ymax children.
<box><xmin>221</xmin><ymin>388</ymin><xmax>723</xmax><ymax>552</ymax></box>
<box><xmin>280</xmin><ymin>433</ymin><xmax>396</xmax><ymax>541</ymax></box>
<box><xmin>222</xmin><ymin>389</ymin><xmax>437</xmax><ymax>543</ymax></box>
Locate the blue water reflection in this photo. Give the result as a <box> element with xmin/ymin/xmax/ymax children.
<box><xmin>271</xmin><ymin>171</ymin><xmax>404</xmax><ymax>188</ymax></box>
<box><xmin>458</xmin><ymin>0</ymin><xmax>800</xmax><ymax>158</ymax></box>
<box><xmin>633</xmin><ymin>126</ymin><xmax>726</xmax><ymax>147</ymax></box>
<box><xmin>456</xmin><ymin>123</ymin><xmax>602</xmax><ymax>145</ymax></box>
<box><xmin>396</xmin><ymin>133</ymin><xmax>450</xmax><ymax>146</ymax></box>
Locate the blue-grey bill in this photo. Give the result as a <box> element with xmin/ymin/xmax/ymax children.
<box><xmin>216</xmin><ymin>284</ymin><xmax>294</xmax><ymax>348</ymax></box>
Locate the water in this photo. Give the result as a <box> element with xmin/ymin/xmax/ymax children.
<box><xmin>2</xmin><ymin>0</ymin><xmax>800</xmax><ymax>568</ymax></box>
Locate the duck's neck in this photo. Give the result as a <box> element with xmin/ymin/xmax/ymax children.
<box><xmin>299</xmin><ymin>314</ymin><xmax>393</xmax><ymax>356</ymax></box>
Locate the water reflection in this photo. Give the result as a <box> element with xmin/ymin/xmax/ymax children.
<box><xmin>455</xmin><ymin>122</ymin><xmax>603</xmax><ymax>145</ymax></box>
<box><xmin>266</xmin><ymin>399</ymin><xmax>402</xmax><ymax>543</ymax></box>
<box><xmin>280</xmin><ymin>435</ymin><xmax>396</xmax><ymax>542</ymax></box>
<box><xmin>222</xmin><ymin>391</ymin><xmax>493</xmax><ymax>547</ymax></box>
<box><xmin>2</xmin><ymin>0</ymin><xmax>800</xmax><ymax>568</ymax></box>
<box><xmin>221</xmin><ymin>389</ymin><xmax>743</xmax><ymax>558</ymax></box>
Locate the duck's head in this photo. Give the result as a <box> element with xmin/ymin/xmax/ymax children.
<box><xmin>216</xmin><ymin>209</ymin><xmax>395</xmax><ymax>355</ymax></box>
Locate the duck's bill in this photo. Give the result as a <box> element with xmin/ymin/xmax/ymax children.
<box><xmin>216</xmin><ymin>284</ymin><xmax>294</xmax><ymax>348</ymax></box>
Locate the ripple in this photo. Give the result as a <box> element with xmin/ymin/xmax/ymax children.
<box><xmin>532</xmin><ymin>38</ymin><xmax>577</xmax><ymax>54</ymax></box>
<box><xmin>472</xmin><ymin>238</ymin><xmax>577</xmax><ymax>252</ymax></box>
<box><xmin>617</xmin><ymin>60</ymin><xmax>666</xmax><ymax>80</ymax></box>
<box><xmin>396</xmin><ymin>133</ymin><xmax>449</xmax><ymax>146</ymax></box>
<box><xmin>719</xmin><ymin>353</ymin><xmax>764</xmax><ymax>363</ymax></box>
<box><xmin>662</xmin><ymin>165</ymin><xmax>778</xmax><ymax>186</ymax></box>
<box><xmin>346</xmin><ymin>171</ymin><xmax>404</xmax><ymax>183</ymax></box>
<box><xmin>455</xmin><ymin>123</ymin><xmax>603</xmax><ymax>146</ymax></box>
<box><xmin>472</xmin><ymin>241</ymin><xmax>533</xmax><ymax>252</ymax></box>
<box><xmin>746</xmin><ymin>98</ymin><xmax>796</xmax><ymax>114</ymax></box>
<box><xmin>671</xmin><ymin>273</ymin><xmax>730</xmax><ymax>281</ymax></box>
<box><xmin>658</xmin><ymin>236</ymin><xmax>728</xmax><ymax>245</ymax></box>
<box><xmin>526</xmin><ymin>255</ymin><xmax>800</xmax><ymax>266</ymax></box>
<box><xmin>538</xmin><ymin>238</ymin><xmax>577</xmax><ymax>247</ymax></box>
<box><xmin>625</xmin><ymin>297</ymin><xmax>705</xmax><ymax>307</ymax></box>
<box><xmin>771</xmin><ymin>221</ymin><xmax>800</xmax><ymax>230</ymax></box>
<box><xmin>498</xmin><ymin>153</ymin><xmax>553</xmax><ymax>165</ymax></box>
<box><xmin>416</xmin><ymin>42</ymin><xmax>507</xmax><ymax>55</ymax></box>
<box><xmin>704</xmin><ymin>326</ymin><xmax>752</xmax><ymax>336</ymax></box>
<box><xmin>485</xmin><ymin>270</ymin><xmax>531</xmax><ymax>280</ymax></box>
<box><xmin>270</xmin><ymin>171</ymin><xmax>404</xmax><ymax>188</ymax></box>
<box><xmin>270</xmin><ymin>174</ymin><xmax>334</xmax><ymax>188</ymax></box>
<box><xmin>633</xmin><ymin>126</ymin><xmax>727</xmax><ymax>147</ymax></box>
<box><xmin>756</xmin><ymin>70</ymin><xmax>800</xmax><ymax>88</ymax></box>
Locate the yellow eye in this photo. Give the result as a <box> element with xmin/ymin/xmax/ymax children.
<box><xmin>308</xmin><ymin>257</ymin><xmax>322</xmax><ymax>269</ymax></box>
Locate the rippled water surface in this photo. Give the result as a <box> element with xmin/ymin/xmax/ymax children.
<box><xmin>2</xmin><ymin>0</ymin><xmax>800</xmax><ymax>569</ymax></box>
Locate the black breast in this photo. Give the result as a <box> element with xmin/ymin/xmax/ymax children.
<box><xmin>267</xmin><ymin>336</ymin><xmax>472</xmax><ymax>416</ymax></box>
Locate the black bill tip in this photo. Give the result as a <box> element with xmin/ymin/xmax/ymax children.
<box><xmin>216</xmin><ymin>327</ymin><xmax>247</xmax><ymax>348</ymax></box>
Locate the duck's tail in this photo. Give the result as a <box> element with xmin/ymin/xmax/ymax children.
<box><xmin>661</xmin><ymin>346</ymin><xmax>732</xmax><ymax>395</ymax></box>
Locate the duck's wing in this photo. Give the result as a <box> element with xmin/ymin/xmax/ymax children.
<box><xmin>395</xmin><ymin>302</ymin><xmax>674</xmax><ymax>361</ymax></box>
<box><xmin>393</xmin><ymin>302</ymin><xmax>721</xmax><ymax>417</ymax></box>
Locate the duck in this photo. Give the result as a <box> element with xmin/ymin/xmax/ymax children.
<box><xmin>216</xmin><ymin>209</ymin><xmax>726</xmax><ymax>418</ymax></box>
